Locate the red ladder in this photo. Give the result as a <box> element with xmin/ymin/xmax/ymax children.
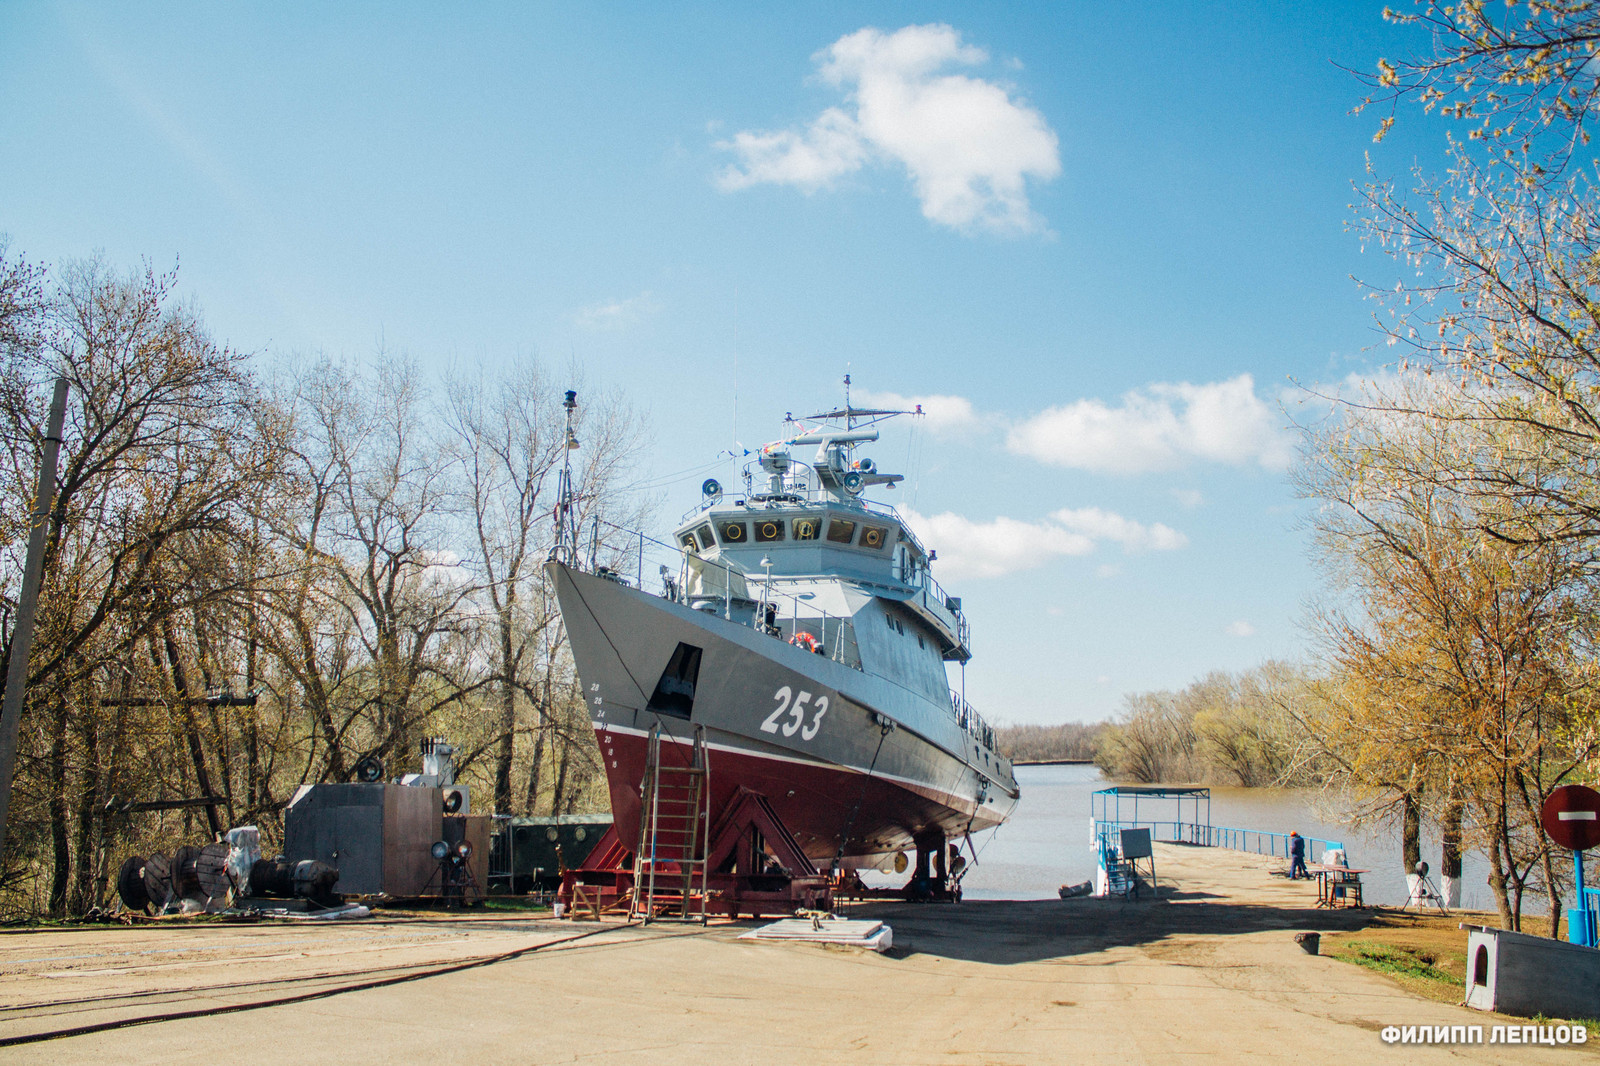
<box><xmin>630</xmin><ymin>723</ymin><xmax>709</xmax><ymax>924</ymax></box>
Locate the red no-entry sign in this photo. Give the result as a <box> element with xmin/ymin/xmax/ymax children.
<box><xmin>1542</xmin><ymin>785</ymin><xmax>1600</xmax><ymax>851</ymax></box>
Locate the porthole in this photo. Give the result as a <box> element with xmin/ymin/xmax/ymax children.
<box><xmin>755</xmin><ymin>518</ymin><xmax>785</xmax><ymax>542</ymax></box>
<box><xmin>574</xmin><ymin>827</ymin><xmax>588</xmax><ymax>841</ymax></box>
<box><xmin>720</xmin><ymin>521</ymin><xmax>748</xmax><ymax>543</ymax></box>
<box><xmin>545</xmin><ymin>828</ymin><xmax>559</xmax><ymax>842</ymax></box>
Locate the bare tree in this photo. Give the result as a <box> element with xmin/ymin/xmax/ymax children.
<box><xmin>262</xmin><ymin>356</ymin><xmax>485</xmax><ymax>785</ymax></box>
<box><xmin>442</xmin><ymin>365</ymin><xmax>649</xmax><ymax>814</ymax></box>
<box><xmin>0</xmin><ymin>254</ymin><xmax>288</xmax><ymax>912</ymax></box>
<box><xmin>1360</xmin><ymin>1</ymin><xmax>1600</xmax><ymax>181</ymax></box>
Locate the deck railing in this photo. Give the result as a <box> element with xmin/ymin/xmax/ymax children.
<box><xmin>952</xmin><ymin>692</ymin><xmax>996</xmax><ymax>752</ymax></box>
<box><xmin>675</xmin><ymin>478</ymin><xmax>969</xmax><ymax>649</ymax></box>
<box><xmin>579</xmin><ymin>518</ymin><xmax>868</xmax><ymax>668</ymax></box>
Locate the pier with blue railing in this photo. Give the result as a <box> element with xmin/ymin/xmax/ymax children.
<box><xmin>1090</xmin><ymin>785</ymin><xmax>1344</xmax><ymax>898</ymax></box>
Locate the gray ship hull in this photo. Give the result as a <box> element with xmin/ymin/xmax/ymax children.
<box><xmin>551</xmin><ymin>561</ymin><xmax>1018</xmax><ymax>866</ymax></box>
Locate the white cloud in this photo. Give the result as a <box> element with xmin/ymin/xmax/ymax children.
<box><xmin>1051</xmin><ymin>507</ymin><xmax>1187</xmax><ymax>552</ymax></box>
<box><xmin>855</xmin><ymin>388</ymin><xmax>978</xmax><ymax>431</ymax></box>
<box><xmin>1226</xmin><ymin>620</ymin><xmax>1257</xmax><ymax>638</ymax></box>
<box><xmin>717</xmin><ymin>24</ymin><xmax>1060</xmax><ymax>235</ymax></box>
<box><xmin>716</xmin><ymin>108</ymin><xmax>867</xmax><ymax>192</ymax></box>
<box><xmin>910</xmin><ymin>509</ymin><xmax>1092</xmax><ymax>579</ymax></box>
<box><xmin>907</xmin><ymin>506</ymin><xmax>1185</xmax><ymax>580</ymax></box>
<box><xmin>573</xmin><ymin>291</ymin><xmax>662</xmax><ymax>331</ymax></box>
<box><xmin>1006</xmin><ymin>374</ymin><xmax>1292</xmax><ymax>474</ymax></box>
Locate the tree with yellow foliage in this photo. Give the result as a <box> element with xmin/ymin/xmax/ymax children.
<box><xmin>1301</xmin><ymin>378</ymin><xmax>1600</xmax><ymax>931</ymax></box>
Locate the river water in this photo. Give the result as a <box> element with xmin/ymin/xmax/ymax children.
<box><xmin>945</xmin><ymin>764</ymin><xmax>1501</xmax><ymax>912</ymax></box>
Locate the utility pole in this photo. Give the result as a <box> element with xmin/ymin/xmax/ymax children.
<box><xmin>0</xmin><ymin>378</ymin><xmax>68</xmax><ymax>865</ymax></box>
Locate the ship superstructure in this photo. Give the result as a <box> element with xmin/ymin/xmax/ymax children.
<box><xmin>549</xmin><ymin>396</ymin><xmax>1017</xmax><ymax>905</ymax></box>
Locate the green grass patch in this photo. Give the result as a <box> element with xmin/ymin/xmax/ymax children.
<box><xmin>1329</xmin><ymin>940</ymin><xmax>1455</xmax><ymax>985</ymax></box>
<box><xmin>481</xmin><ymin>897</ymin><xmax>551</xmax><ymax>913</ymax></box>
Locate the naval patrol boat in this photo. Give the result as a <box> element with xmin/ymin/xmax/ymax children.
<box><xmin>548</xmin><ymin>397</ymin><xmax>1018</xmax><ymax>893</ymax></box>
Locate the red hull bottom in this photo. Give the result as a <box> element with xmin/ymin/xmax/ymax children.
<box><xmin>595</xmin><ymin>725</ymin><xmax>973</xmax><ymax>868</ymax></box>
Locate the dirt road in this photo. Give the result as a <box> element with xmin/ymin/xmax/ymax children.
<box><xmin>0</xmin><ymin>844</ymin><xmax>1583</xmax><ymax>1064</ymax></box>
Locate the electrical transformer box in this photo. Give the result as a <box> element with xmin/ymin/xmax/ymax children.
<box><xmin>284</xmin><ymin>783</ymin><xmax>442</xmax><ymax>898</ymax></box>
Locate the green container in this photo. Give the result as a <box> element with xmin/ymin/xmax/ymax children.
<box><xmin>506</xmin><ymin>814</ymin><xmax>614</xmax><ymax>890</ymax></box>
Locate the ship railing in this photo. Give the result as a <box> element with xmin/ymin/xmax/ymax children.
<box><xmin>913</xmin><ymin>573</ymin><xmax>970</xmax><ymax>651</ymax></box>
<box><xmin>951</xmin><ymin>691</ymin><xmax>996</xmax><ymax>752</ymax></box>
<box><xmin>674</xmin><ymin>477</ymin><xmax>967</xmax><ymax>643</ymax></box>
<box><xmin>577</xmin><ymin>517</ymin><xmax>864</xmax><ymax>671</ymax></box>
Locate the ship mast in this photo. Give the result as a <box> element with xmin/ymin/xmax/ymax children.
<box><xmin>552</xmin><ymin>389</ymin><xmax>580</xmax><ymax>564</ymax></box>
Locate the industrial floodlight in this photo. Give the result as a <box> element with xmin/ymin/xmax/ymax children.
<box><xmin>431</xmin><ymin>840</ymin><xmax>450</xmax><ymax>862</ymax></box>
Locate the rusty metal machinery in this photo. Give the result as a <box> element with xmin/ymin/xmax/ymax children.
<box><xmin>115</xmin><ymin>845</ymin><xmax>341</xmax><ymax>913</ymax></box>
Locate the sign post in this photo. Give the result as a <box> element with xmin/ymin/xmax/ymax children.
<box><xmin>1541</xmin><ymin>785</ymin><xmax>1600</xmax><ymax>946</ymax></box>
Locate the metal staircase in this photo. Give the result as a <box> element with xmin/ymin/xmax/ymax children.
<box><xmin>630</xmin><ymin>723</ymin><xmax>710</xmax><ymax>924</ymax></box>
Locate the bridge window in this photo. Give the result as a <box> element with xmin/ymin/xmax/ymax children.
<box><xmin>792</xmin><ymin>516</ymin><xmax>821</xmax><ymax>541</ymax></box>
<box><xmin>826</xmin><ymin>518</ymin><xmax>856</xmax><ymax>544</ymax></box>
<box><xmin>679</xmin><ymin>532</ymin><xmax>698</xmax><ymax>552</ymax></box>
<box><xmin>860</xmin><ymin>525</ymin><xmax>890</xmax><ymax>550</ymax></box>
<box><xmin>754</xmin><ymin>518</ymin><xmax>786</xmax><ymax>542</ymax></box>
<box><xmin>719</xmin><ymin>521</ymin><xmax>748</xmax><ymax>544</ymax></box>
<box><xmin>695</xmin><ymin>524</ymin><xmax>714</xmax><ymax>549</ymax></box>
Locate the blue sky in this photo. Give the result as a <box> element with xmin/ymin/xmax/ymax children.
<box><xmin>0</xmin><ymin>2</ymin><xmax>1442</xmax><ymax>723</ymax></box>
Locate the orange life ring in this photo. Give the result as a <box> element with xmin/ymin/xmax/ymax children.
<box><xmin>790</xmin><ymin>631</ymin><xmax>821</xmax><ymax>653</ymax></box>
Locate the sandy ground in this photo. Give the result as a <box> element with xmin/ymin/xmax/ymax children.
<box><xmin>0</xmin><ymin>843</ymin><xmax>1588</xmax><ymax>1064</ymax></box>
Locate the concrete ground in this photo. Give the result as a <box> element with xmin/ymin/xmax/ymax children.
<box><xmin>0</xmin><ymin>843</ymin><xmax>1588</xmax><ymax>1064</ymax></box>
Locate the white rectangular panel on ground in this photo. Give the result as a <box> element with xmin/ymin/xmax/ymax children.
<box><xmin>739</xmin><ymin>918</ymin><xmax>893</xmax><ymax>951</ymax></box>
